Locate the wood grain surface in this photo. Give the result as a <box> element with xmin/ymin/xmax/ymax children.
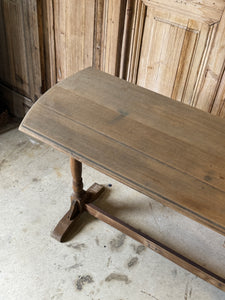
<box><xmin>19</xmin><ymin>67</ymin><xmax>225</xmax><ymax>236</ymax></box>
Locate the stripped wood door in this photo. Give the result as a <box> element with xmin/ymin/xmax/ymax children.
<box><xmin>120</xmin><ymin>0</ymin><xmax>225</xmax><ymax>113</ymax></box>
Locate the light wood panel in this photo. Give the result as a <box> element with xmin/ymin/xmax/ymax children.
<box><xmin>52</xmin><ymin>0</ymin><xmax>127</xmax><ymax>77</ymax></box>
<box><xmin>99</xmin><ymin>0</ymin><xmax>126</xmax><ymax>75</ymax></box>
<box><xmin>212</xmin><ymin>69</ymin><xmax>225</xmax><ymax>117</ymax></box>
<box><xmin>93</xmin><ymin>0</ymin><xmax>104</xmax><ymax>70</ymax></box>
<box><xmin>137</xmin><ymin>8</ymin><xmax>217</xmax><ymax>103</ymax></box>
<box><xmin>37</xmin><ymin>0</ymin><xmax>225</xmax><ymax>116</ymax></box>
<box><xmin>142</xmin><ymin>0</ymin><xmax>224</xmax><ymax>23</ymax></box>
<box><xmin>196</xmin><ymin>11</ymin><xmax>225</xmax><ymax>112</ymax></box>
<box><xmin>120</xmin><ymin>0</ymin><xmax>225</xmax><ymax>113</ymax></box>
<box><xmin>53</xmin><ymin>0</ymin><xmax>95</xmax><ymax>81</ymax></box>
<box><xmin>37</xmin><ymin>0</ymin><xmax>56</xmax><ymax>91</ymax></box>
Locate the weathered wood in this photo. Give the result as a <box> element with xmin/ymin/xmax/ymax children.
<box><xmin>119</xmin><ymin>0</ymin><xmax>225</xmax><ymax>113</ymax></box>
<box><xmin>212</xmin><ymin>68</ymin><xmax>225</xmax><ymax>117</ymax></box>
<box><xmin>100</xmin><ymin>0</ymin><xmax>127</xmax><ymax>75</ymax></box>
<box><xmin>51</xmin><ymin>181</ymin><xmax>105</xmax><ymax>242</ymax></box>
<box><xmin>0</xmin><ymin>0</ymin><xmax>42</xmax><ymax>117</ymax></box>
<box><xmin>37</xmin><ymin>0</ymin><xmax>56</xmax><ymax>91</ymax></box>
<box><xmin>142</xmin><ymin>0</ymin><xmax>224</xmax><ymax>24</ymax></box>
<box><xmin>0</xmin><ymin>0</ymin><xmax>224</xmax><ymax>119</ymax></box>
<box><xmin>203</xmin><ymin>11</ymin><xmax>225</xmax><ymax>114</ymax></box>
<box><xmin>0</xmin><ymin>83</ymin><xmax>32</xmax><ymax>118</ymax></box>
<box><xmin>93</xmin><ymin>0</ymin><xmax>104</xmax><ymax>70</ymax></box>
<box><xmin>136</xmin><ymin>7</ymin><xmax>219</xmax><ymax>105</ymax></box>
<box><xmin>20</xmin><ymin>67</ymin><xmax>225</xmax><ymax>237</ymax></box>
<box><xmin>119</xmin><ymin>0</ymin><xmax>145</xmax><ymax>81</ymax></box>
<box><xmin>53</xmin><ymin>0</ymin><xmax>95</xmax><ymax>81</ymax></box>
<box><xmin>0</xmin><ymin>0</ymin><xmax>42</xmax><ymax>101</ymax></box>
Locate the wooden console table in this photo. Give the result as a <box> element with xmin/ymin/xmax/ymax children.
<box><xmin>19</xmin><ymin>67</ymin><xmax>225</xmax><ymax>291</ymax></box>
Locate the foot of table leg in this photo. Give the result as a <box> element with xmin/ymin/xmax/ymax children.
<box><xmin>51</xmin><ymin>183</ymin><xmax>105</xmax><ymax>242</ymax></box>
<box><xmin>51</xmin><ymin>157</ymin><xmax>105</xmax><ymax>242</ymax></box>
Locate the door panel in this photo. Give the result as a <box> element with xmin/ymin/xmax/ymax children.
<box><xmin>137</xmin><ymin>8</ymin><xmax>217</xmax><ymax>105</ymax></box>
<box><xmin>120</xmin><ymin>0</ymin><xmax>225</xmax><ymax>112</ymax></box>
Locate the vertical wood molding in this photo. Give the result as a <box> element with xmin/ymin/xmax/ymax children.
<box><xmin>198</xmin><ymin>9</ymin><xmax>225</xmax><ymax>113</ymax></box>
<box><xmin>211</xmin><ymin>66</ymin><xmax>225</xmax><ymax>117</ymax></box>
<box><xmin>115</xmin><ymin>0</ymin><xmax>127</xmax><ymax>77</ymax></box>
<box><xmin>0</xmin><ymin>1</ymin><xmax>10</xmax><ymax>85</ymax></box>
<box><xmin>120</xmin><ymin>0</ymin><xmax>146</xmax><ymax>82</ymax></box>
<box><xmin>119</xmin><ymin>0</ymin><xmax>136</xmax><ymax>80</ymax></box>
<box><xmin>189</xmin><ymin>22</ymin><xmax>218</xmax><ymax>109</ymax></box>
<box><xmin>37</xmin><ymin>0</ymin><xmax>56</xmax><ymax>91</ymax></box>
<box><xmin>93</xmin><ymin>0</ymin><xmax>104</xmax><ymax>70</ymax></box>
<box><xmin>22</xmin><ymin>0</ymin><xmax>42</xmax><ymax>101</ymax></box>
<box><xmin>100</xmin><ymin>0</ymin><xmax>127</xmax><ymax>75</ymax></box>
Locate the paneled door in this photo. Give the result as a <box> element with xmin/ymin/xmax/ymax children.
<box><xmin>120</xmin><ymin>0</ymin><xmax>225</xmax><ymax>113</ymax></box>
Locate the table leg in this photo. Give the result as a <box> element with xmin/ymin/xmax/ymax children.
<box><xmin>51</xmin><ymin>157</ymin><xmax>105</xmax><ymax>242</ymax></box>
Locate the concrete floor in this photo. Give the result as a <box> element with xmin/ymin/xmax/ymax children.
<box><xmin>1</xmin><ymin>128</ymin><xmax>225</xmax><ymax>300</ymax></box>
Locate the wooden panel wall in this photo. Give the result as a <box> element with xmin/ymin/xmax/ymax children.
<box><xmin>98</xmin><ymin>0</ymin><xmax>126</xmax><ymax>75</ymax></box>
<box><xmin>0</xmin><ymin>0</ymin><xmax>41</xmax><ymax>101</ymax></box>
<box><xmin>53</xmin><ymin>0</ymin><xmax>95</xmax><ymax>81</ymax></box>
<box><xmin>200</xmin><ymin>11</ymin><xmax>225</xmax><ymax>113</ymax></box>
<box><xmin>0</xmin><ymin>0</ymin><xmax>42</xmax><ymax>116</ymax></box>
<box><xmin>211</xmin><ymin>69</ymin><xmax>225</xmax><ymax>117</ymax></box>
<box><xmin>38</xmin><ymin>0</ymin><xmax>225</xmax><ymax>117</ymax></box>
<box><xmin>50</xmin><ymin>0</ymin><xmax>127</xmax><ymax>80</ymax></box>
<box><xmin>119</xmin><ymin>0</ymin><xmax>225</xmax><ymax>113</ymax></box>
<box><xmin>0</xmin><ymin>0</ymin><xmax>224</xmax><ymax>118</ymax></box>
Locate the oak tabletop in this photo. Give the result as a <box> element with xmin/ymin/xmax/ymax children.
<box><xmin>20</xmin><ymin>67</ymin><xmax>225</xmax><ymax>236</ymax></box>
